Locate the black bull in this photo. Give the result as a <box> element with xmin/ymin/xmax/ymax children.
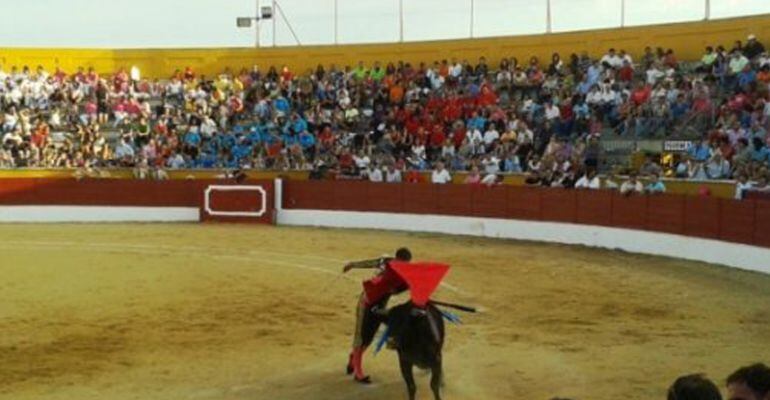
<box><xmin>382</xmin><ymin>301</ymin><xmax>445</xmax><ymax>400</ymax></box>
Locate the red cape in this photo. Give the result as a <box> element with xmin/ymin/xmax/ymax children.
<box><xmin>389</xmin><ymin>261</ymin><xmax>450</xmax><ymax>307</ymax></box>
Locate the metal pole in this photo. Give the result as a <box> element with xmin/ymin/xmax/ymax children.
<box><xmin>256</xmin><ymin>19</ymin><xmax>261</xmax><ymax>48</ymax></box>
<box><xmin>705</xmin><ymin>0</ymin><xmax>710</xmax><ymax>20</ymax></box>
<box><xmin>620</xmin><ymin>0</ymin><xmax>625</xmax><ymax>28</ymax></box>
<box><xmin>334</xmin><ymin>0</ymin><xmax>338</xmax><ymax>44</ymax></box>
<box><xmin>546</xmin><ymin>0</ymin><xmax>552</xmax><ymax>33</ymax></box>
<box><xmin>272</xmin><ymin>0</ymin><xmax>277</xmax><ymax>46</ymax></box>
<box><xmin>470</xmin><ymin>0</ymin><xmax>474</xmax><ymax>38</ymax></box>
<box><xmin>399</xmin><ymin>0</ymin><xmax>404</xmax><ymax>42</ymax></box>
<box><xmin>256</xmin><ymin>0</ymin><xmax>260</xmax><ymax>48</ymax></box>
<box><xmin>275</xmin><ymin>1</ymin><xmax>301</xmax><ymax>46</ymax></box>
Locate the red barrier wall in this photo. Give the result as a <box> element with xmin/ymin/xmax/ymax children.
<box><xmin>282</xmin><ymin>181</ymin><xmax>768</xmax><ymax>249</ymax></box>
<box><xmin>0</xmin><ymin>178</ymin><xmax>275</xmax><ymax>224</ymax></box>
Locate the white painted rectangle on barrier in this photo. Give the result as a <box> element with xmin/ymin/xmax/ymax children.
<box><xmin>204</xmin><ymin>185</ymin><xmax>268</xmax><ymax>217</ymax></box>
<box><xmin>0</xmin><ymin>206</ymin><xmax>200</xmax><ymax>223</ymax></box>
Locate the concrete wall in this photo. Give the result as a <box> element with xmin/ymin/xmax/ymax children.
<box><xmin>277</xmin><ymin>209</ymin><xmax>770</xmax><ymax>275</ymax></box>
<box><xmin>0</xmin><ymin>206</ymin><xmax>198</xmax><ymax>223</ymax></box>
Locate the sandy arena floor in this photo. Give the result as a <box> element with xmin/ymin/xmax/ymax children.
<box><xmin>0</xmin><ymin>223</ymin><xmax>768</xmax><ymax>400</ymax></box>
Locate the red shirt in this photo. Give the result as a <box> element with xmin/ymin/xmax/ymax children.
<box><xmin>406</xmin><ymin>170</ymin><xmax>425</xmax><ymax>183</ymax></box>
<box><xmin>477</xmin><ymin>87</ymin><xmax>498</xmax><ymax>107</ymax></box>
<box><xmin>618</xmin><ymin>65</ymin><xmax>634</xmax><ymax>82</ymax></box>
<box><xmin>429</xmin><ymin>128</ymin><xmax>446</xmax><ymax>148</ymax></box>
<box><xmin>362</xmin><ymin>263</ymin><xmax>407</xmax><ymax>306</ymax></box>
<box><xmin>631</xmin><ymin>86</ymin><xmax>652</xmax><ymax>106</ymax></box>
<box><xmin>451</xmin><ymin>127</ymin><xmax>466</xmax><ymax>148</ymax></box>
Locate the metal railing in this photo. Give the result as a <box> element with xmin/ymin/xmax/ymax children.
<box><xmin>259</xmin><ymin>0</ymin><xmax>743</xmax><ymax>47</ymax></box>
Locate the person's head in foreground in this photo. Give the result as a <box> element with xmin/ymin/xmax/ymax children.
<box><xmin>727</xmin><ymin>363</ymin><xmax>770</xmax><ymax>400</ymax></box>
<box><xmin>394</xmin><ymin>247</ymin><xmax>412</xmax><ymax>262</ymax></box>
<box><xmin>668</xmin><ymin>374</ymin><xmax>722</xmax><ymax>400</ymax></box>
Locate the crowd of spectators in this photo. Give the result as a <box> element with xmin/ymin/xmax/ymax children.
<box><xmin>1</xmin><ymin>35</ymin><xmax>770</xmax><ymax>191</ymax></box>
<box><xmin>550</xmin><ymin>362</ymin><xmax>770</xmax><ymax>400</ymax></box>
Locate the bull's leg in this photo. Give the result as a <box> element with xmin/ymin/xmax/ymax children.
<box><xmin>430</xmin><ymin>363</ymin><xmax>443</xmax><ymax>400</ymax></box>
<box><xmin>398</xmin><ymin>354</ymin><xmax>417</xmax><ymax>400</ymax></box>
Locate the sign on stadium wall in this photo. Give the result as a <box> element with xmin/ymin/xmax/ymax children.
<box><xmin>663</xmin><ymin>140</ymin><xmax>694</xmax><ymax>152</ymax></box>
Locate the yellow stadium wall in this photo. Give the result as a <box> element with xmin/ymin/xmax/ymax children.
<box><xmin>2</xmin><ymin>14</ymin><xmax>770</xmax><ymax>79</ymax></box>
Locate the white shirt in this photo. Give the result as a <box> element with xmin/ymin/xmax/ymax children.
<box><xmin>575</xmin><ymin>175</ymin><xmax>601</xmax><ymax>189</ymax></box>
<box><xmin>482</xmin><ymin>158</ymin><xmax>500</xmax><ymax>175</ymax></box>
<box><xmin>385</xmin><ymin>169</ymin><xmax>402</xmax><ymax>183</ymax></box>
<box><xmin>353</xmin><ymin>155</ymin><xmax>370</xmax><ymax>169</ymax></box>
<box><xmin>646</xmin><ymin>68</ymin><xmax>665</xmax><ymax>85</ymax></box>
<box><xmin>468</xmin><ymin>129</ymin><xmax>483</xmax><ymax>145</ymax></box>
<box><xmin>544</xmin><ymin>105</ymin><xmax>560</xmax><ymax>120</ymax></box>
<box><xmin>368</xmin><ymin>168</ymin><xmax>383</xmax><ymax>183</ymax></box>
<box><xmin>735</xmin><ymin>181</ymin><xmax>753</xmax><ymax>200</ymax></box>
<box><xmin>601</xmin><ymin>54</ymin><xmax>623</xmax><ymax>69</ymax></box>
<box><xmin>450</xmin><ymin>63</ymin><xmax>463</xmax><ymax>78</ymax></box>
<box><xmin>481</xmin><ymin>173</ymin><xmax>499</xmax><ymax>186</ymax></box>
<box><xmin>482</xmin><ymin>129</ymin><xmax>499</xmax><ymax>146</ymax></box>
<box><xmin>620</xmin><ymin>180</ymin><xmax>644</xmax><ymax>194</ymax></box>
<box><xmin>431</xmin><ymin>168</ymin><xmax>452</xmax><ymax>184</ymax></box>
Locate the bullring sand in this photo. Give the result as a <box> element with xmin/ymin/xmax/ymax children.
<box><xmin>1</xmin><ymin>224</ymin><xmax>769</xmax><ymax>400</ymax></box>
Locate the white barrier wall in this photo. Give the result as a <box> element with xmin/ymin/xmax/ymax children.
<box><xmin>0</xmin><ymin>206</ymin><xmax>200</xmax><ymax>223</ymax></box>
<box><xmin>277</xmin><ymin>209</ymin><xmax>770</xmax><ymax>275</ymax></box>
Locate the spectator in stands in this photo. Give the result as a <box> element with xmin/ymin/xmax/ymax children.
<box><xmin>745</xmin><ymin>34</ymin><xmax>766</xmax><ymax>60</ymax></box>
<box><xmin>480</xmin><ymin>173</ymin><xmax>503</xmax><ymax>186</ymax></box>
<box><xmin>668</xmin><ymin>374</ymin><xmax>722</xmax><ymax>400</ymax></box>
<box><xmin>604</xmin><ymin>172</ymin><xmax>620</xmax><ymax>190</ymax></box>
<box><xmin>574</xmin><ymin>169</ymin><xmax>601</xmax><ymax>189</ymax></box>
<box><xmin>726</xmin><ymin>363</ymin><xmax>770</xmax><ymax>400</ymax></box>
<box><xmin>464</xmin><ymin>165</ymin><xmax>482</xmax><ymax>184</ymax></box>
<box><xmin>749</xmin><ymin>174</ymin><xmax>770</xmax><ymax>194</ymax></box>
<box><xmin>735</xmin><ymin>174</ymin><xmax>753</xmax><ymax>199</ymax></box>
<box><xmin>640</xmin><ymin>155</ymin><xmax>663</xmax><ymax>176</ymax></box>
<box><xmin>706</xmin><ymin>152</ymin><xmax>731</xmax><ymax>179</ymax></box>
<box><xmin>1</xmin><ymin>33</ymin><xmax>768</xmax><ymax>190</ymax></box>
<box><xmin>644</xmin><ymin>173</ymin><xmax>666</xmax><ymax>194</ymax></box>
<box><xmin>698</xmin><ymin>46</ymin><xmax>718</xmax><ymax>73</ymax></box>
<box><xmin>368</xmin><ymin>164</ymin><xmax>383</xmax><ymax>183</ymax></box>
<box><xmin>620</xmin><ymin>172</ymin><xmax>644</xmax><ymax>195</ymax></box>
<box><xmin>431</xmin><ymin>161</ymin><xmax>452</xmax><ymax>184</ymax></box>
<box><xmin>384</xmin><ymin>164</ymin><xmax>402</xmax><ymax>183</ymax></box>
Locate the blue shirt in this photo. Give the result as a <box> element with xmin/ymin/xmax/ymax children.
<box><xmin>688</xmin><ymin>144</ymin><xmax>711</xmax><ymax>162</ymax></box>
<box><xmin>184</xmin><ymin>131</ymin><xmax>201</xmax><ymax>146</ymax></box>
<box><xmin>671</xmin><ymin>102</ymin><xmax>690</xmax><ymax>120</ymax></box>
<box><xmin>217</xmin><ymin>132</ymin><xmax>236</xmax><ymax>150</ymax></box>
<box><xmin>274</xmin><ymin>97</ymin><xmax>290</xmax><ymax>113</ymax></box>
<box><xmin>467</xmin><ymin>116</ymin><xmax>486</xmax><ymax>131</ymax></box>
<box><xmin>246</xmin><ymin>129</ymin><xmax>261</xmax><ymax>145</ymax></box>
<box><xmin>197</xmin><ymin>153</ymin><xmax>217</xmax><ymax>169</ymax></box>
<box><xmin>282</xmin><ymin>133</ymin><xmax>298</xmax><ymax>147</ymax></box>
<box><xmin>299</xmin><ymin>132</ymin><xmax>316</xmax><ymax>149</ymax></box>
<box><xmin>738</xmin><ymin>70</ymin><xmax>757</xmax><ymax>87</ymax></box>
<box><xmin>750</xmin><ymin>146</ymin><xmax>770</xmax><ymax>162</ymax></box>
<box><xmin>646</xmin><ymin>181</ymin><xmax>666</xmax><ymax>193</ymax></box>
<box><xmin>292</xmin><ymin>117</ymin><xmax>308</xmax><ymax>134</ymax></box>
<box><xmin>573</xmin><ymin>103</ymin><xmax>590</xmax><ymax>119</ymax></box>
<box><xmin>586</xmin><ymin>65</ymin><xmax>601</xmax><ymax>86</ymax></box>
<box><xmin>232</xmin><ymin>143</ymin><xmax>252</xmax><ymax>160</ymax></box>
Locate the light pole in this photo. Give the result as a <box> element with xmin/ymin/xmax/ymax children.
<box><xmin>470</xmin><ymin>0</ymin><xmax>474</xmax><ymax>38</ymax></box>
<box><xmin>620</xmin><ymin>0</ymin><xmax>626</xmax><ymax>28</ymax></box>
<box><xmin>236</xmin><ymin>4</ymin><xmax>273</xmax><ymax>48</ymax></box>
<box><xmin>399</xmin><ymin>0</ymin><xmax>404</xmax><ymax>42</ymax></box>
